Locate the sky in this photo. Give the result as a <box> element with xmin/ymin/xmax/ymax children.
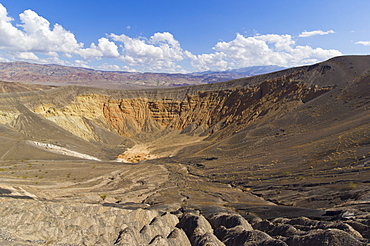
<box><xmin>0</xmin><ymin>0</ymin><xmax>369</xmax><ymax>73</ymax></box>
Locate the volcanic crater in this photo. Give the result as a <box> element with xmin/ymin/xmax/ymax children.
<box><xmin>0</xmin><ymin>56</ymin><xmax>369</xmax><ymax>245</ymax></box>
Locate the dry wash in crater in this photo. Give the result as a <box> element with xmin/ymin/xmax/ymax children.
<box><xmin>0</xmin><ymin>55</ymin><xmax>369</xmax><ymax>245</ymax></box>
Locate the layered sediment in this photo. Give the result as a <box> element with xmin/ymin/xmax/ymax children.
<box><xmin>0</xmin><ymin>56</ymin><xmax>369</xmax><ymax>245</ymax></box>
<box><xmin>29</xmin><ymin>75</ymin><xmax>330</xmax><ymax>145</ymax></box>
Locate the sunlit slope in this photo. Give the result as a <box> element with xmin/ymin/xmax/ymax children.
<box><xmin>0</xmin><ymin>55</ymin><xmax>368</xmax><ymax>164</ymax></box>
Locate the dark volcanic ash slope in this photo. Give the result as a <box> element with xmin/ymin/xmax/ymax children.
<box><xmin>0</xmin><ymin>56</ymin><xmax>369</xmax><ymax>245</ymax></box>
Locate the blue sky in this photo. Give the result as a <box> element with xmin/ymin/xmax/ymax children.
<box><xmin>0</xmin><ymin>0</ymin><xmax>369</xmax><ymax>73</ymax></box>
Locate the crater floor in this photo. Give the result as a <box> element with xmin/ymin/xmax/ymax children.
<box><xmin>0</xmin><ymin>56</ymin><xmax>369</xmax><ymax>245</ymax></box>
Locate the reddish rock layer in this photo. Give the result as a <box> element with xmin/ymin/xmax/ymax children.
<box><xmin>101</xmin><ymin>78</ymin><xmax>330</xmax><ymax>138</ymax></box>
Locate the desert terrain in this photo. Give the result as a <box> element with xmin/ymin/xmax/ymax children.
<box><xmin>0</xmin><ymin>62</ymin><xmax>283</xmax><ymax>89</ymax></box>
<box><xmin>0</xmin><ymin>55</ymin><xmax>369</xmax><ymax>245</ymax></box>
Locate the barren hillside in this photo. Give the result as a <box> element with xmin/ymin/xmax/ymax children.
<box><xmin>0</xmin><ymin>55</ymin><xmax>369</xmax><ymax>245</ymax></box>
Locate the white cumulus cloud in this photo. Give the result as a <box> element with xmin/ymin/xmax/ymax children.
<box><xmin>98</xmin><ymin>63</ymin><xmax>121</xmax><ymax>71</ymax></box>
<box><xmin>121</xmin><ymin>66</ymin><xmax>137</xmax><ymax>72</ymax></box>
<box><xmin>0</xmin><ymin>4</ymin><xmax>83</xmax><ymax>57</ymax></box>
<box><xmin>0</xmin><ymin>3</ymin><xmax>345</xmax><ymax>73</ymax></box>
<box><xmin>356</xmin><ymin>41</ymin><xmax>370</xmax><ymax>46</ymax></box>
<box><xmin>110</xmin><ymin>32</ymin><xmax>186</xmax><ymax>72</ymax></box>
<box><xmin>299</xmin><ymin>30</ymin><xmax>335</xmax><ymax>38</ymax></box>
<box><xmin>188</xmin><ymin>33</ymin><xmax>342</xmax><ymax>71</ymax></box>
<box><xmin>97</xmin><ymin>38</ymin><xmax>120</xmax><ymax>57</ymax></box>
<box><xmin>79</xmin><ymin>38</ymin><xmax>120</xmax><ymax>60</ymax></box>
<box><xmin>0</xmin><ymin>4</ymin><xmax>120</xmax><ymax>62</ymax></box>
<box><xmin>185</xmin><ymin>51</ymin><xmax>229</xmax><ymax>71</ymax></box>
<box><xmin>73</xmin><ymin>60</ymin><xmax>90</xmax><ymax>68</ymax></box>
<box><xmin>14</xmin><ymin>52</ymin><xmax>40</xmax><ymax>61</ymax></box>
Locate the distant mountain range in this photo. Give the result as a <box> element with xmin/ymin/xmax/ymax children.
<box><xmin>0</xmin><ymin>62</ymin><xmax>285</xmax><ymax>89</ymax></box>
<box><xmin>190</xmin><ymin>65</ymin><xmax>285</xmax><ymax>84</ymax></box>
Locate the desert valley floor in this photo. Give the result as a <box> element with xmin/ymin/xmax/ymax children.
<box><xmin>0</xmin><ymin>56</ymin><xmax>369</xmax><ymax>245</ymax></box>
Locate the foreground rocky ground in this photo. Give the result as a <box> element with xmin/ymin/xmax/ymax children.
<box><xmin>0</xmin><ymin>196</ymin><xmax>369</xmax><ymax>245</ymax></box>
<box><xmin>0</xmin><ymin>157</ymin><xmax>369</xmax><ymax>245</ymax></box>
<box><xmin>0</xmin><ymin>55</ymin><xmax>369</xmax><ymax>245</ymax></box>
